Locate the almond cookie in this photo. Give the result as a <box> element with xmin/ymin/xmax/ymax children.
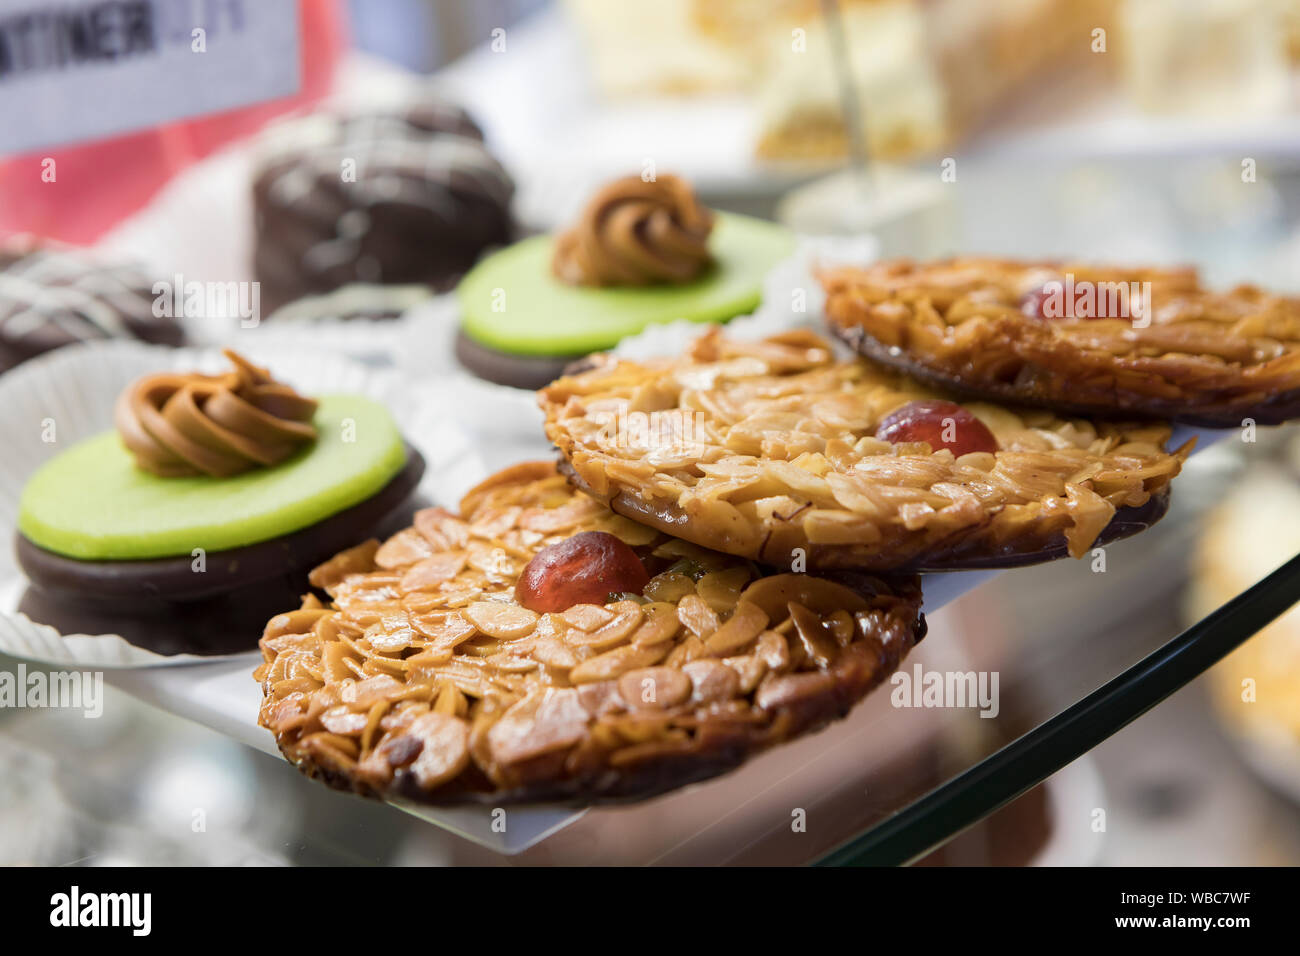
<box><xmin>255</xmin><ymin>462</ymin><xmax>924</xmax><ymax>805</ymax></box>
<box><xmin>821</xmin><ymin>258</ymin><xmax>1300</xmax><ymax>427</ymax></box>
<box><xmin>540</xmin><ymin>330</ymin><xmax>1189</xmax><ymax>571</ymax></box>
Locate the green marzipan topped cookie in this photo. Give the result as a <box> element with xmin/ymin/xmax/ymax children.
<box><xmin>19</xmin><ymin>395</ymin><xmax>407</xmax><ymax>561</ymax></box>
<box><xmin>457</xmin><ymin>212</ymin><xmax>795</xmax><ymax>357</ymax></box>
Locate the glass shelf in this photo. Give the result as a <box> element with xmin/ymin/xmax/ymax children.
<box><xmin>4</xmin><ymin>435</ymin><xmax>1297</xmax><ymax>867</ymax></box>
<box><xmin>814</xmin><ymin>550</ymin><xmax>1300</xmax><ymax>866</ymax></box>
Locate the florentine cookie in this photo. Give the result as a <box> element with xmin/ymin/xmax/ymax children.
<box><xmin>821</xmin><ymin>258</ymin><xmax>1300</xmax><ymax>427</ymax></box>
<box><xmin>0</xmin><ymin>239</ymin><xmax>184</xmax><ymax>374</ymax></box>
<box><xmin>540</xmin><ymin>330</ymin><xmax>1189</xmax><ymax>572</ymax></box>
<box><xmin>252</xmin><ymin>102</ymin><xmax>514</xmax><ymax>313</ymax></box>
<box><xmin>255</xmin><ymin>461</ymin><xmax>924</xmax><ymax>804</ymax></box>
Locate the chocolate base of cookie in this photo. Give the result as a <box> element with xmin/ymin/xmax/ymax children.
<box><xmin>558</xmin><ymin>456</ymin><xmax>1171</xmax><ymax>573</ymax></box>
<box><xmin>901</xmin><ymin>488</ymin><xmax>1170</xmax><ymax>572</ymax></box>
<box><xmin>16</xmin><ymin>579</ymin><xmax>320</xmax><ymax>657</ymax></box>
<box><xmin>454</xmin><ymin>328</ymin><xmax>587</xmax><ymax>390</ymax></box>
<box><xmin>831</xmin><ymin>322</ymin><xmax>1300</xmax><ymax>428</ymax></box>
<box><xmin>13</xmin><ymin>448</ymin><xmax>427</xmax><ymax>656</ymax></box>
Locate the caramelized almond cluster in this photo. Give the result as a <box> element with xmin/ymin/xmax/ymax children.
<box><xmin>255</xmin><ymin>462</ymin><xmax>923</xmax><ymax>803</ymax></box>
<box><xmin>821</xmin><ymin>258</ymin><xmax>1300</xmax><ymax>426</ymax></box>
<box><xmin>540</xmin><ymin>330</ymin><xmax>1190</xmax><ymax>570</ymax></box>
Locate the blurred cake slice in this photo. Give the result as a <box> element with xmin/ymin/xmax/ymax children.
<box><xmin>1117</xmin><ymin>0</ymin><xmax>1293</xmax><ymax>114</ymax></box>
<box><xmin>563</xmin><ymin>0</ymin><xmax>751</xmax><ymax>96</ymax></box>
<box><xmin>742</xmin><ymin>0</ymin><xmax>1115</xmax><ymax>162</ymax></box>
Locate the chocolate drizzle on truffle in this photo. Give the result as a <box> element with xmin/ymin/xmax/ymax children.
<box><xmin>551</xmin><ymin>174</ymin><xmax>715</xmax><ymax>287</ymax></box>
<box><xmin>115</xmin><ymin>350</ymin><xmax>318</xmax><ymax>477</ymax></box>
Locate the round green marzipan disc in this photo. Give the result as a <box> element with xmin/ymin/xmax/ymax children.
<box><xmin>18</xmin><ymin>395</ymin><xmax>407</xmax><ymax>561</ymax></box>
<box><xmin>457</xmin><ymin>212</ymin><xmax>796</xmax><ymax>356</ymax></box>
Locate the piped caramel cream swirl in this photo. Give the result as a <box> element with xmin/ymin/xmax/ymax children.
<box><xmin>551</xmin><ymin>174</ymin><xmax>715</xmax><ymax>287</ymax></box>
<box><xmin>115</xmin><ymin>350</ymin><xmax>318</xmax><ymax>477</ymax></box>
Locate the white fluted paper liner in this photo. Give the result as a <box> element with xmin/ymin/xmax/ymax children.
<box><xmin>396</xmin><ymin>295</ymin><xmax>555</xmax><ymax>453</ymax></box>
<box><xmin>0</xmin><ymin>340</ymin><xmax>496</xmax><ymax>669</ymax></box>
<box><xmin>183</xmin><ymin>283</ymin><xmax>440</xmax><ymax>366</ymax></box>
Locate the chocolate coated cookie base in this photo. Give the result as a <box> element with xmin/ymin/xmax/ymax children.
<box><xmin>454</xmin><ymin>327</ymin><xmax>585</xmax><ymax>390</ymax></box>
<box><xmin>831</xmin><ymin>322</ymin><xmax>1300</xmax><ymax>428</ymax></box>
<box><xmin>14</xmin><ymin>451</ymin><xmax>427</xmax><ymax>656</ymax></box>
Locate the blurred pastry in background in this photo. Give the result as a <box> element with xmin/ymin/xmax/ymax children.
<box><xmin>745</xmin><ymin>0</ymin><xmax>1116</xmax><ymax>163</ymax></box>
<box><xmin>0</xmin><ymin>238</ymin><xmax>185</xmax><ymax>375</ymax></box>
<box><xmin>1289</xmin><ymin>0</ymin><xmax>1300</xmax><ymax>61</ymax></box>
<box><xmin>251</xmin><ymin>99</ymin><xmax>515</xmax><ymax>315</ymax></box>
<box><xmin>1117</xmin><ymin>0</ymin><xmax>1294</xmax><ymax>114</ymax></box>
<box><xmin>822</xmin><ymin>258</ymin><xmax>1300</xmax><ymax>427</ymax></box>
<box><xmin>262</xmin><ymin>282</ymin><xmax>436</xmax><ymax>325</ymax></box>
<box><xmin>455</xmin><ymin>172</ymin><xmax>792</xmax><ymax>389</ymax></box>
<box><xmin>1191</xmin><ymin>447</ymin><xmax>1300</xmax><ymax>795</ymax></box>
<box><xmin>748</xmin><ymin>0</ymin><xmax>947</xmax><ymax>162</ymax></box>
<box><xmin>562</xmin><ymin>0</ymin><xmax>751</xmax><ymax>96</ymax></box>
<box><xmin>564</xmin><ymin>0</ymin><xmax>1118</xmax><ymax>163</ymax></box>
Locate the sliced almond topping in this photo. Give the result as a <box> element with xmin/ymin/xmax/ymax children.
<box><xmin>375</xmin><ymin>528</ymin><xmax>433</xmax><ymax>569</ymax></box>
<box><xmin>320</xmin><ymin>705</ymin><xmax>368</xmax><ymax>736</ymax></box>
<box><xmin>677</xmin><ymin>594</ymin><xmax>720</xmax><ymax>639</ymax></box>
<box><xmin>683</xmin><ymin>659</ymin><xmax>741</xmax><ymax>704</ymax></box>
<box><xmin>631</xmin><ymin>602</ymin><xmax>682</xmax><ymax>646</ymax></box>
<box><xmin>755</xmin><ymin>629</ymin><xmax>792</xmax><ymax>673</ymax></box>
<box><xmin>366</xmin><ymin>621</ymin><xmax>415</xmax><ymax>654</ymax></box>
<box><xmin>410</xmin><ymin>611</ymin><xmax>477</xmax><ymax>648</ymax></box>
<box><xmin>519</xmin><ymin>496</ymin><xmax>606</xmax><ymax>532</ymax></box>
<box><xmin>643</xmin><ymin>571</ymin><xmax>696</xmax><ymax>604</ymax></box>
<box><xmin>414</xmin><ymin>508</ymin><xmax>471</xmax><ymax>550</ymax></box>
<box><xmin>723</xmin><ymin>655</ymin><xmax>767</xmax><ymax>694</ymax></box>
<box><xmin>531</xmin><ymin>635</ymin><xmax>579</xmax><ymax>670</ymax></box>
<box><xmin>341</xmin><ymin>674</ymin><xmax>405</xmax><ymax>710</ymax></box>
<box><xmin>463</xmin><ymin>601</ymin><xmax>539</xmax><ymax>639</ymax></box>
<box><xmin>488</xmin><ymin>689</ymin><xmax>589</xmax><ymax>766</ymax></box>
<box><xmin>789</xmin><ymin>602</ymin><xmax>840</xmax><ymax>668</ymax></box>
<box><xmin>618</xmin><ymin>667</ymin><xmax>692</xmax><ymax>710</ymax></box>
<box><xmin>562</xmin><ymin>604</ymin><xmax>614</xmax><ymax>631</ymax></box>
<box><xmin>400</xmin><ymin>552</ymin><xmax>468</xmax><ymax>592</ymax></box>
<box><xmin>309</xmin><ymin>539</ymin><xmax>379</xmax><ymax>590</ymax></box>
<box><xmin>432</xmin><ymin>682</ymin><xmax>466</xmax><ymax>716</ymax></box>
<box><xmin>397</xmin><ymin>712</ymin><xmax>471</xmax><ymax>789</ymax></box>
<box><xmin>566</xmin><ymin>601</ymin><xmax>644</xmax><ymax>650</ymax></box>
<box><xmin>696</xmin><ymin>566</ymin><xmax>754</xmax><ymax>613</ymax></box>
<box><xmin>740</xmin><ymin>574</ymin><xmax>871</xmax><ymax>623</ymax></box>
<box><xmin>569</xmin><ymin>642</ymin><xmax>669</xmax><ymax>684</ymax></box>
<box><xmin>703</xmin><ymin>600</ymin><xmax>768</xmax><ymax>656</ymax></box>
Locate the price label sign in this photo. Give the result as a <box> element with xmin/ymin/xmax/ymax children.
<box><xmin>0</xmin><ymin>0</ymin><xmax>300</xmax><ymax>155</ymax></box>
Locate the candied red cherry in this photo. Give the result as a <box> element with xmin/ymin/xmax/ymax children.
<box><xmin>1020</xmin><ymin>283</ymin><xmax>1057</xmax><ymax>319</ymax></box>
<box><xmin>875</xmin><ymin>400</ymin><xmax>998</xmax><ymax>457</ymax></box>
<box><xmin>1020</xmin><ymin>278</ymin><xmax>1135</xmax><ymax>321</ymax></box>
<box><xmin>515</xmin><ymin>531</ymin><xmax>650</xmax><ymax>613</ymax></box>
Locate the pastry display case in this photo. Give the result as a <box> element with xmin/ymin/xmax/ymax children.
<box><xmin>1</xmin><ymin>0</ymin><xmax>1299</xmax><ymax>873</ymax></box>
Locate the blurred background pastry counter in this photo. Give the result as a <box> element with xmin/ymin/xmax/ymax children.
<box><xmin>2</xmin><ymin>0</ymin><xmax>1300</xmax><ymax>865</ymax></box>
